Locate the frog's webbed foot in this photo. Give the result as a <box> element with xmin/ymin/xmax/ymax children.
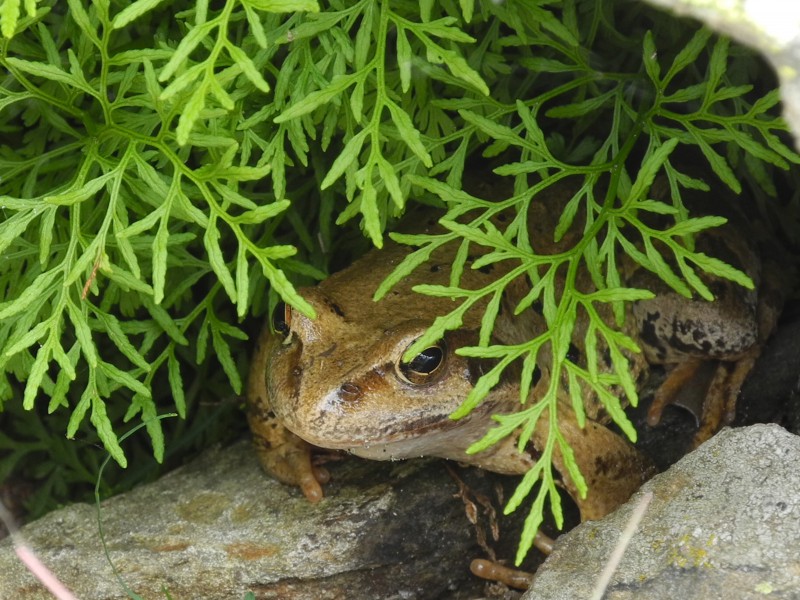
<box><xmin>647</xmin><ymin>349</ymin><xmax>760</xmax><ymax>447</ymax></box>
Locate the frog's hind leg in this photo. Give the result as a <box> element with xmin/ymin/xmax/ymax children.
<box><xmin>633</xmin><ymin>280</ymin><xmax>763</xmax><ymax>445</ymax></box>
<box><xmin>645</xmin><ymin>354</ymin><xmax>744</xmax><ymax>437</ymax></box>
<box><xmin>640</xmin><ymin>255</ymin><xmax>788</xmax><ymax>446</ymax></box>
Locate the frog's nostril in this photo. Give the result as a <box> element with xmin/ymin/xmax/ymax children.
<box><xmin>339</xmin><ymin>382</ymin><xmax>363</xmax><ymax>402</ymax></box>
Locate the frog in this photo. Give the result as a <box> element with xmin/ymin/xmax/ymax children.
<box><xmin>246</xmin><ymin>176</ymin><xmax>787</xmax><ymax>525</ymax></box>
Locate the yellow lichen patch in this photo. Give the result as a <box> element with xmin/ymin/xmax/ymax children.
<box><xmin>224</xmin><ymin>542</ymin><xmax>281</xmax><ymax>561</ymax></box>
<box><xmin>231</xmin><ymin>503</ymin><xmax>256</xmax><ymax>524</ymax></box>
<box><xmin>667</xmin><ymin>533</ymin><xmax>717</xmax><ymax>569</ymax></box>
<box><xmin>754</xmin><ymin>581</ymin><xmax>774</xmax><ymax>594</ymax></box>
<box><xmin>175</xmin><ymin>491</ymin><xmax>231</xmax><ymax>524</ymax></box>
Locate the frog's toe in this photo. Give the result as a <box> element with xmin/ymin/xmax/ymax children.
<box><xmin>249</xmin><ymin>416</ymin><xmax>330</xmax><ymax>501</ymax></box>
<box><xmin>692</xmin><ymin>349</ymin><xmax>759</xmax><ymax>447</ymax></box>
<box><xmin>691</xmin><ymin>363</ymin><xmax>730</xmax><ymax>446</ymax></box>
<box><xmin>298</xmin><ymin>467</ymin><xmax>327</xmax><ymax>503</ymax></box>
<box><xmin>647</xmin><ymin>357</ymin><xmax>705</xmax><ymax>426</ymax></box>
<box><xmin>273</xmin><ymin>438</ymin><xmax>328</xmax><ymax>501</ymax></box>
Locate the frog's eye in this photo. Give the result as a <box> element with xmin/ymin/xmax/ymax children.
<box><xmin>397</xmin><ymin>341</ymin><xmax>446</xmax><ymax>385</ymax></box>
<box><xmin>272</xmin><ymin>301</ymin><xmax>291</xmax><ymax>336</ymax></box>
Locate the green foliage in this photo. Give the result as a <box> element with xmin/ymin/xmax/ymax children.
<box><xmin>1</xmin><ymin>0</ymin><xmax>797</xmax><ymax>562</ymax></box>
<box><xmin>0</xmin><ymin>0</ymin><xmax>323</xmax><ymax>473</ymax></box>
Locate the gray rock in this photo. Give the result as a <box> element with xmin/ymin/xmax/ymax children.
<box><xmin>0</xmin><ymin>442</ymin><xmax>502</xmax><ymax>600</ymax></box>
<box><xmin>3</xmin><ymin>426</ymin><xmax>800</xmax><ymax>600</ymax></box>
<box><xmin>524</xmin><ymin>424</ymin><xmax>800</xmax><ymax>600</ymax></box>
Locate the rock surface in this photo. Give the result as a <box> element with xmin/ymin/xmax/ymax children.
<box><xmin>0</xmin><ymin>442</ymin><xmax>512</xmax><ymax>600</ymax></box>
<box><xmin>524</xmin><ymin>424</ymin><xmax>800</xmax><ymax>600</ymax></box>
<box><xmin>2</xmin><ymin>425</ymin><xmax>799</xmax><ymax>599</ymax></box>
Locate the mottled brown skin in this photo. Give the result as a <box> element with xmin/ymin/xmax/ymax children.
<box><xmin>246</xmin><ymin>181</ymin><xmax>785</xmax><ymax>523</ymax></box>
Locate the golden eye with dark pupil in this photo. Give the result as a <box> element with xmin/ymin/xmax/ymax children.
<box><xmin>272</xmin><ymin>301</ymin><xmax>291</xmax><ymax>336</ymax></box>
<box><xmin>398</xmin><ymin>342</ymin><xmax>445</xmax><ymax>385</ymax></box>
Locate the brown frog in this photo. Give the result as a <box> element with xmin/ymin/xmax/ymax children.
<box><xmin>246</xmin><ymin>178</ymin><xmax>785</xmax><ymax>524</ymax></box>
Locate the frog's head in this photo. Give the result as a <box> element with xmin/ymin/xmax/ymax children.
<box><xmin>263</xmin><ymin>287</ymin><xmax>506</xmax><ymax>460</ymax></box>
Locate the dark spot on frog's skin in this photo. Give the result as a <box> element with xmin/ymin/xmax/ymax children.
<box><xmin>478</xmin><ymin>264</ymin><xmax>494</xmax><ymax>275</ymax></box>
<box><xmin>252</xmin><ymin>434</ymin><xmax>274</xmax><ymax>451</ymax></box>
<box><xmin>317</xmin><ymin>343</ymin><xmax>338</xmax><ymax>359</ymax></box>
<box><xmin>672</xmin><ymin>320</ymin><xmax>713</xmax><ymax>353</ymax></box>
<box><xmin>638</xmin><ymin>311</ymin><xmax>668</xmax><ymax>361</ymax></box>
<box><xmin>328</xmin><ymin>301</ymin><xmax>345</xmax><ymax>318</ymax></box>
<box><xmin>520</xmin><ymin>441</ymin><xmax>542</xmax><ymax>465</ymax></box>
<box><xmin>430</xmin><ymin>263</ymin><xmax>443</xmax><ymax>273</ymax></box>
<box><xmin>591</xmin><ymin>454</ymin><xmax>614</xmax><ymax>477</ymax></box>
<box><xmin>531</xmin><ymin>299</ymin><xmax>543</xmax><ymax>314</ymax></box>
<box><xmin>248</xmin><ymin>404</ymin><xmax>275</xmax><ymax>422</ymax></box>
<box><xmin>691</xmin><ymin>327</ymin><xmax>711</xmax><ymax>348</ymax></box>
<box><xmin>590</xmin><ymin>449</ymin><xmax>633</xmax><ymax>481</ymax></box>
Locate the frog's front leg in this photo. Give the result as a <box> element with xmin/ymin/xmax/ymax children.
<box><xmin>539</xmin><ymin>407</ymin><xmax>655</xmax><ymax>521</ymax></box>
<box><xmin>246</xmin><ymin>325</ymin><xmax>329</xmax><ymax>502</ymax></box>
<box><xmin>477</xmin><ymin>394</ymin><xmax>653</xmax><ymax>520</ymax></box>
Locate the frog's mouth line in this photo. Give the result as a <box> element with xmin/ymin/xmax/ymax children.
<box><xmin>283</xmin><ymin>411</ymin><xmax>456</xmax><ymax>447</ymax></box>
<box><xmin>283</xmin><ymin>400</ymin><xmax>504</xmax><ymax>460</ymax></box>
